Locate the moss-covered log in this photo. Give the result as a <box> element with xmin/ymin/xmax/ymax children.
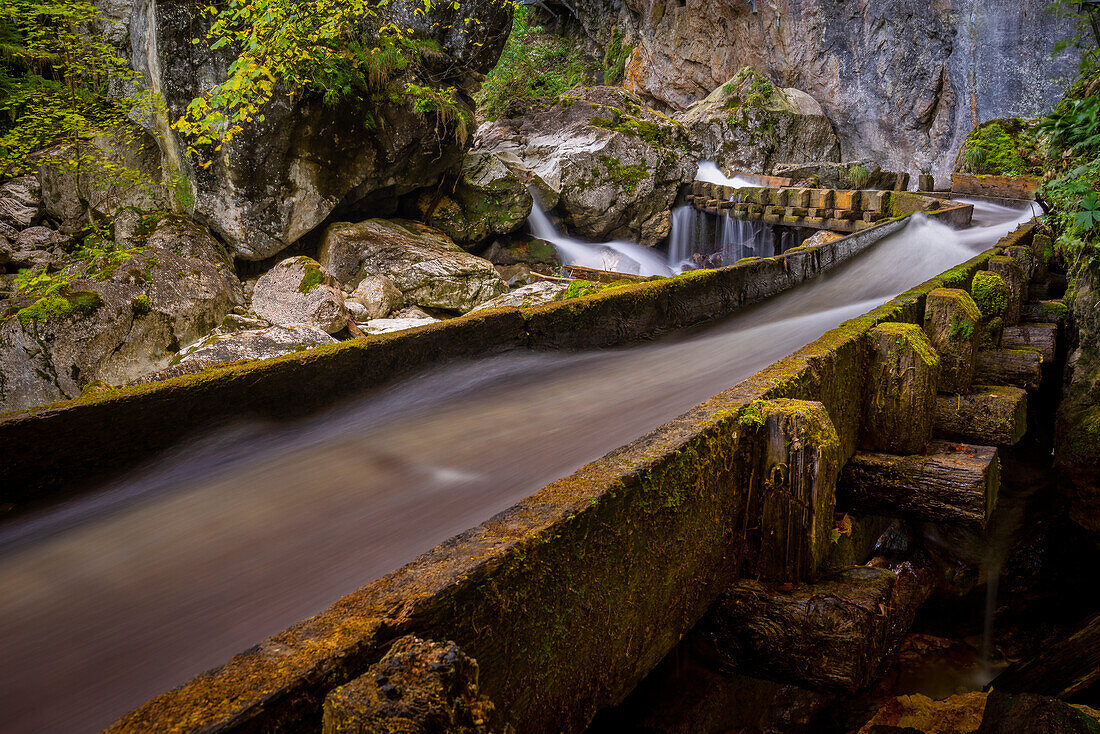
<box><xmin>975</xmin><ymin>348</ymin><xmax>1042</xmax><ymax>390</ymax></box>
<box><xmin>740</xmin><ymin>399</ymin><xmax>841</xmax><ymax>581</ymax></box>
<box><xmin>1001</xmin><ymin>323</ymin><xmax>1057</xmax><ymax>362</ymax></box>
<box><xmin>923</xmin><ymin>288</ymin><xmax>981</xmax><ymax>393</ymax></box>
<box><xmin>1021</xmin><ymin>299</ymin><xmax>1067</xmax><ymax>324</ymax></box>
<box><xmin>988</xmin><ymin>256</ymin><xmax>1026</xmax><ymax>325</ymax></box>
<box><xmin>933</xmin><ymin>386</ymin><xmax>1027</xmax><ymax>446</ymax></box>
<box><xmin>860</xmin><ymin>323</ymin><xmax>940</xmax><ymax>454</ymax></box>
<box><xmin>837</xmin><ymin>441</ymin><xmax>998</xmax><ymax>529</ymax></box>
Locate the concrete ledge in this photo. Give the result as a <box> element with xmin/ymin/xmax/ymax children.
<box><xmin>104</xmin><ymin>220</ymin><xmax>1038</xmax><ymax>733</ymax></box>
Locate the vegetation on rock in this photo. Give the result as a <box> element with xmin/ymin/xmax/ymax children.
<box><xmin>960</xmin><ymin>119</ymin><xmax>1043</xmax><ymax>176</ymax></box>
<box><xmin>970</xmin><ymin>271</ymin><xmax>1009</xmax><ymax>317</ymax></box>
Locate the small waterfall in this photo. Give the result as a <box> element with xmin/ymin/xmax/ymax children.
<box><xmin>526</xmin><ymin>191</ymin><xmax>674</xmax><ymax>277</ymax></box>
<box><xmin>695</xmin><ymin>161</ymin><xmax>756</xmax><ymax>188</ymax></box>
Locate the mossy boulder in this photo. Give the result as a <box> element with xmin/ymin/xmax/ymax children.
<box><xmin>416</xmin><ymin>150</ymin><xmax>533</xmax><ymax>246</ymax></box>
<box><xmin>923</xmin><ymin>288</ymin><xmax>981</xmax><ymax>394</ymax></box>
<box><xmin>861</xmin><ymin>323</ymin><xmax>940</xmax><ymax>454</ymax></box>
<box><xmin>319</xmin><ymin>219</ymin><xmax>507</xmax><ymax>313</ymax></box>
<box><xmin>252</xmin><ymin>256</ymin><xmax>347</xmax><ymax>334</ymax></box>
<box><xmin>0</xmin><ymin>216</ymin><xmax>242</xmax><ymax>413</ymax></box>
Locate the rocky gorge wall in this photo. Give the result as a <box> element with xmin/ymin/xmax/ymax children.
<box><xmin>564</xmin><ymin>0</ymin><xmax>1080</xmax><ymax>182</ymax></box>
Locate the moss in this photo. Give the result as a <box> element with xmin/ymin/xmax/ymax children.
<box><xmin>971</xmin><ymin>271</ymin><xmax>1010</xmax><ymax>317</ymax></box>
<box><xmin>600</xmin><ymin>156</ymin><xmax>649</xmax><ymax>194</ymax></box>
<box><xmin>602</xmin><ymin>29</ymin><xmax>633</xmax><ymax>84</ymax></box>
<box><xmin>960</xmin><ymin>119</ymin><xmax>1043</xmax><ymax>176</ymax></box>
<box><xmin>948</xmin><ymin>312</ymin><xmax>975</xmax><ymax>341</ymax></box>
<box><xmin>131</xmin><ymin>294</ymin><xmax>153</xmax><ymax>316</ymax></box>
<box><xmin>561</xmin><ymin>280</ymin><xmax>605</xmax><ymax>300</ymax></box>
<box><xmin>589</xmin><ymin>111</ymin><xmax>667</xmax><ymax>147</ymax></box>
<box><xmin>298</xmin><ymin>265</ymin><xmax>325</xmax><ymax>293</ymax></box>
<box><xmin>15</xmin><ymin>290</ymin><xmax>103</xmax><ymax>325</ymax></box>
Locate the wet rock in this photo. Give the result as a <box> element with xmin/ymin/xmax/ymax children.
<box><xmin>346</xmin><ymin>275</ymin><xmax>403</xmax><ymax>321</ymax></box>
<box><xmin>362</xmin><ymin>315</ymin><xmax>440</xmax><ymax>334</ymax></box>
<box><xmin>125</xmin><ymin>0</ymin><xmax>512</xmax><ymax>260</ymax></box>
<box><xmin>978</xmin><ymin>690</ymin><xmax>1100</xmax><ymax>733</ymax></box>
<box><xmin>494</xmin><ymin>263</ymin><xmax>537</xmax><ymax>287</ymax></box>
<box><xmin>139</xmin><ymin>324</ymin><xmax>338</xmax><ymax>383</ymax></box>
<box><xmin>857</xmin><ymin>691</ymin><xmax>987</xmax><ymax>734</ymax></box>
<box><xmin>680</xmin><ymin>69</ymin><xmax>841</xmax><ymax>174</ymax></box>
<box><xmin>484</xmin><ymin>239</ymin><xmax>561</xmax><ymax>269</ymax></box>
<box><xmin>801</xmin><ymin>230</ymin><xmax>844</xmax><ymax>248</ymax></box>
<box><xmin>475</xmin><ymin>86</ymin><xmax>693</xmax><ymax>246</ymax></box>
<box><xmin>415</xmin><ymin>149</ymin><xmax>533</xmax><ymax>246</ymax></box>
<box><xmin>251</xmin><ymin>256</ymin><xmax>347</xmax><ymax>334</ymax></box>
<box><xmin>322</xmin><ymin>635</ymin><xmax>498</xmax><ymax>734</ymax></box>
<box><xmin>319</xmin><ymin>219</ymin><xmax>507</xmax><ymax>313</ymax></box>
<box><xmin>0</xmin><ymin>217</ymin><xmax>242</xmax><ymax>412</ymax></box>
<box><xmin>0</xmin><ymin>176</ymin><xmax>42</xmax><ymax>229</ymax></box>
<box><xmin>469</xmin><ymin>281</ymin><xmax>566</xmax><ymax>311</ymax></box>
<box><xmin>774</xmin><ymin>161</ymin><xmax>908</xmax><ymax>190</ymax></box>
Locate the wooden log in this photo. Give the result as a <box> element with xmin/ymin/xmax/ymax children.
<box><xmin>933</xmin><ymin>386</ymin><xmax>1027</xmax><ymax>447</ymax></box>
<box><xmin>1004</xmin><ymin>245</ymin><xmax>1035</xmax><ymax>284</ymax></box>
<box><xmin>988</xmin><ymin>256</ymin><xmax>1026</xmax><ymax>325</ymax></box>
<box><xmin>923</xmin><ymin>288</ymin><xmax>982</xmax><ymax>393</ymax></box>
<box><xmin>1002</xmin><ymin>323</ymin><xmax>1057</xmax><ymax>362</ymax></box>
<box><xmin>1022</xmin><ymin>299</ymin><xmax>1067</xmax><ymax>324</ymax></box>
<box><xmin>992</xmin><ymin>612</ymin><xmax>1100</xmax><ymax>700</ymax></box>
<box><xmin>838</xmin><ymin>441</ymin><xmax>998</xmax><ymax>529</ymax></box>
<box><xmin>742</xmin><ymin>399</ymin><xmax>841</xmax><ymax>581</ymax></box>
<box><xmin>861</xmin><ymin>323</ymin><xmax>941</xmax><ymax>454</ymax></box>
<box><xmin>1028</xmin><ymin>282</ymin><xmax>1051</xmax><ymax>301</ymax></box>
<box><xmin>699</xmin><ymin>562</ymin><xmax>934</xmax><ymax>694</ymax></box>
<box><xmin>975</xmin><ymin>348</ymin><xmax>1042</xmax><ymax>390</ymax></box>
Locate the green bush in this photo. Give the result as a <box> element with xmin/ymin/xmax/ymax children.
<box><xmin>476</xmin><ymin>5</ymin><xmax>595</xmax><ymax>120</ymax></box>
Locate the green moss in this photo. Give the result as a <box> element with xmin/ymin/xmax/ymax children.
<box><xmin>602</xmin><ymin>28</ymin><xmax>633</xmax><ymax>85</ymax></box>
<box><xmin>971</xmin><ymin>271</ymin><xmax>1010</xmax><ymax>316</ymax></box>
<box><xmin>298</xmin><ymin>265</ymin><xmax>325</xmax><ymax>293</ymax></box>
<box><xmin>600</xmin><ymin>156</ymin><xmax>649</xmax><ymax>194</ymax></box>
<box><xmin>960</xmin><ymin>119</ymin><xmax>1043</xmax><ymax>176</ymax></box>
<box><xmin>948</xmin><ymin>312</ymin><xmax>974</xmax><ymax>341</ymax></box>
<box><xmin>131</xmin><ymin>293</ymin><xmax>152</xmax><ymax>316</ymax></box>
<box><xmin>15</xmin><ymin>290</ymin><xmax>103</xmax><ymax>325</ymax></box>
<box><xmin>561</xmin><ymin>280</ymin><xmax>605</xmax><ymax>300</ymax></box>
<box><xmin>589</xmin><ymin>110</ymin><xmax>669</xmax><ymax>147</ymax></box>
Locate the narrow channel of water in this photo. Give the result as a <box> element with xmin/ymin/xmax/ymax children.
<box><xmin>0</xmin><ymin>200</ymin><xmax>1035</xmax><ymax>733</ymax></box>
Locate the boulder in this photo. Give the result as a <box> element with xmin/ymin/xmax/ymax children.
<box><xmin>139</xmin><ymin>324</ymin><xmax>338</xmax><ymax>383</ymax></box>
<box><xmin>319</xmin><ymin>219</ymin><xmax>507</xmax><ymax>313</ymax></box>
<box><xmin>0</xmin><ymin>176</ymin><xmax>42</xmax><ymax>230</ymax></box>
<box><xmin>4</xmin><ymin>226</ymin><xmax>71</xmax><ymax>271</ymax></box>
<box><xmin>251</xmin><ymin>257</ymin><xmax>347</xmax><ymax>334</ymax></box>
<box><xmin>125</xmin><ymin>0</ymin><xmax>513</xmax><ymax>260</ymax></box>
<box><xmin>346</xmin><ymin>275</ymin><xmax>403</xmax><ymax>321</ymax></box>
<box><xmin>856</xmin><ymin>691</ymin><xmax>1100</xmax><ymax>734</ymax></box>
<box><xmin>363</xmin><ymin>315</ymin><xmax>441</xmax><ymax>334</ymax></box>
<box><xmin>469</xmin><ymin>281</ymin><xmax>566</xmax><ymax>311</ymax></box>
<box><xmin>414</xmin><ymin>149</ymin><xmax>533</xmax><ymax>245</ymax></box>
<box><xmin>0</xmin><ymin>216</ymin><xmax>242</xmax><ymax>413</ymax></box>
<box><xmin>475</xmin><ymin>87</ymin><xmax>693</xmax><ymax>246</ymax></box>
<box><xmin>680</xmin><ymin>69</ymin><xmax>841</xmax><ymax>175</ymax></box>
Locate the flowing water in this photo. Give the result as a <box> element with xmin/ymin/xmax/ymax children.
<box><xmin>0</xmin><ymin>200</ymin><xmax>1036</xmax><ymax>733</ymax></box>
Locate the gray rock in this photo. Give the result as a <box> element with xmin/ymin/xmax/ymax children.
<box><xmin>112</xmin><ymin>208</ymin><xmax>144</xmax><ymax>248</ymax></box>
<box><xmin>565</xmin><ymin>0</ymin><xmax>1080</xmax><ymax>183</ymax></box>
<box><xmin>0</xmin><ymin>216</ymin><xmax>242</xmax><ymax>413</ymax></box>
<box><xmin>124</xmin><ymin>0</ymin><xmax>513</xmax><ymax>260</ymax></box>
<box><xmin>413</xmin><ymin>149</ymin><xmax>533</xmax><ymax>245</ymax></box>
<box><xmin>495</xmin><ymin>263</ymin><xmax>536</xmax><ymax>287</ymax></box>
<box><xmin>680</xmin><ymin>71</ymin><xmax>841</xmax><ymax>174</ymax></box>
<box><xmin>0</xmin><ymin>176</ymin><xmax>42</xmax><ymax>229</ymax></box>
<box><xmin>347</xmin><ymin>275</ymin><xmax>403</xmax><ymax>321</ymax></box>
<box><xmin>362</xmin><ymin>316</ymin><xmax>440</xmax><ymax>334</ymax></box>
<box><xmin>475</xmin><ymin>87</ymin><xmax>693</xmax><ymax>246</ymax></box>
<box><xmin>319</xmin><ymin>219</ymin><xmax>507</xmax><ymax>313</ymax></box>
<box><xmin>251</xmin><ymin>257</ymin><xmax>347</xmax><ymax>334</ymax></box>
<box><xmin>470</xmin><ymin>281</ymin><xmax>567</xmax><ymax>311</ymax></box>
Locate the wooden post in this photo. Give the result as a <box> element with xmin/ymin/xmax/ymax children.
<box><xmin>923</xmin><ymin>288</ymin><xmax>981</xmax><ymax>394</ymax></box>
<box><xmin>861</xmin><ymin>323</ymin><xmax>941</xmax><ymax>454</ymax></box>
<box><xmin>742</xmin><ymin>399</ymin><xmax>841</xmax><ymax>581</ymax></box>
<box><xmin>988</xmin><ymin>256</ymin><xmax>1026</xmax><ymax>325</ymax></box>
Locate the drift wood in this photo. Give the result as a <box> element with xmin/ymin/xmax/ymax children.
<box><xmin>837</xmin><ymin>441</ymin><xmax>999</xmax><ymax>529</ymax></box>
<box><xmin>933</xmin><ymin>386</ymin><xmax>1027</xmax><ymax>446</ymax></box>
<box><xmin>975</xmin><ymin>349</ymin><xmax>1042</xmax><ymax>390</ymax></box>
<box><xmin>992</xmin><ymin>612</ymin><xmax>1100</xmax><ymax>700</ymax></box>
<box><xmin>698</xmin><ymin>563</ymin><xmax>934</xmax><ymax>693</ymax></box>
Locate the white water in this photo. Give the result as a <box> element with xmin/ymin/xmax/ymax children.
<box><xmin>667</xmin><ymin>206</ymin><xmax>776</xmax><ymax>271</ymax></box>
<box><xmin>527</xmin><ymin>193</ymin><xmax>675</xmax><ymax>277</ymax></box>
<box><xmin>694</xmin><ymin>161</ymin><xmax>756</xmax><ymax>189</ymax></box>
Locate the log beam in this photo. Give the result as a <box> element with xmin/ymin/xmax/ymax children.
<box><xmin>933</xmin><ymin>386</ymin><xmax>1028</xmax><ymax>447</ymax></box>
<box><xmin>975</xmin><ymin>348</ymin><xmax>1042</xmax><ymax>390</ymax></box>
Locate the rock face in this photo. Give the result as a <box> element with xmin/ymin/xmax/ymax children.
<box><xmin>251</xmin><ymin>257</ymin><xmax>347</xmax><ymax>334</ymax></box>
<box><xmin>319</xmin><ymin>219</ymin><xmax>507</xmax><ymax>313</ymax></box>
<box><xmin>414</xmin><ymin>149</ymin><xmax>533</xmax><ymax>246</ymax></box>
<box><xmin>567</xmin><ymin>0</ymin><xmax>1079</xmax><ymax>182</ymax></box>
<box><xmin>680</xmin><ymin>69</ymin><xmax>840</xmax><ymax>174</ymax></box>
<box><xmin>123</xmin><ymin>0</ymin><xmax>513</xmax><ymax>260</ymax></box>
<box><xmin>475</xmin><ymin>86</ymin><xmax>693</xmax><ymax>246</ymax></box>
<box><xmin>0</xmin><ymin>176</ymin><xmax>42</xmax><ymax>231</ymax></box>
<box><xmin>0</xmin><ymin>217</ymin><xmax>241</xmax><ymax>412</ymax></box>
